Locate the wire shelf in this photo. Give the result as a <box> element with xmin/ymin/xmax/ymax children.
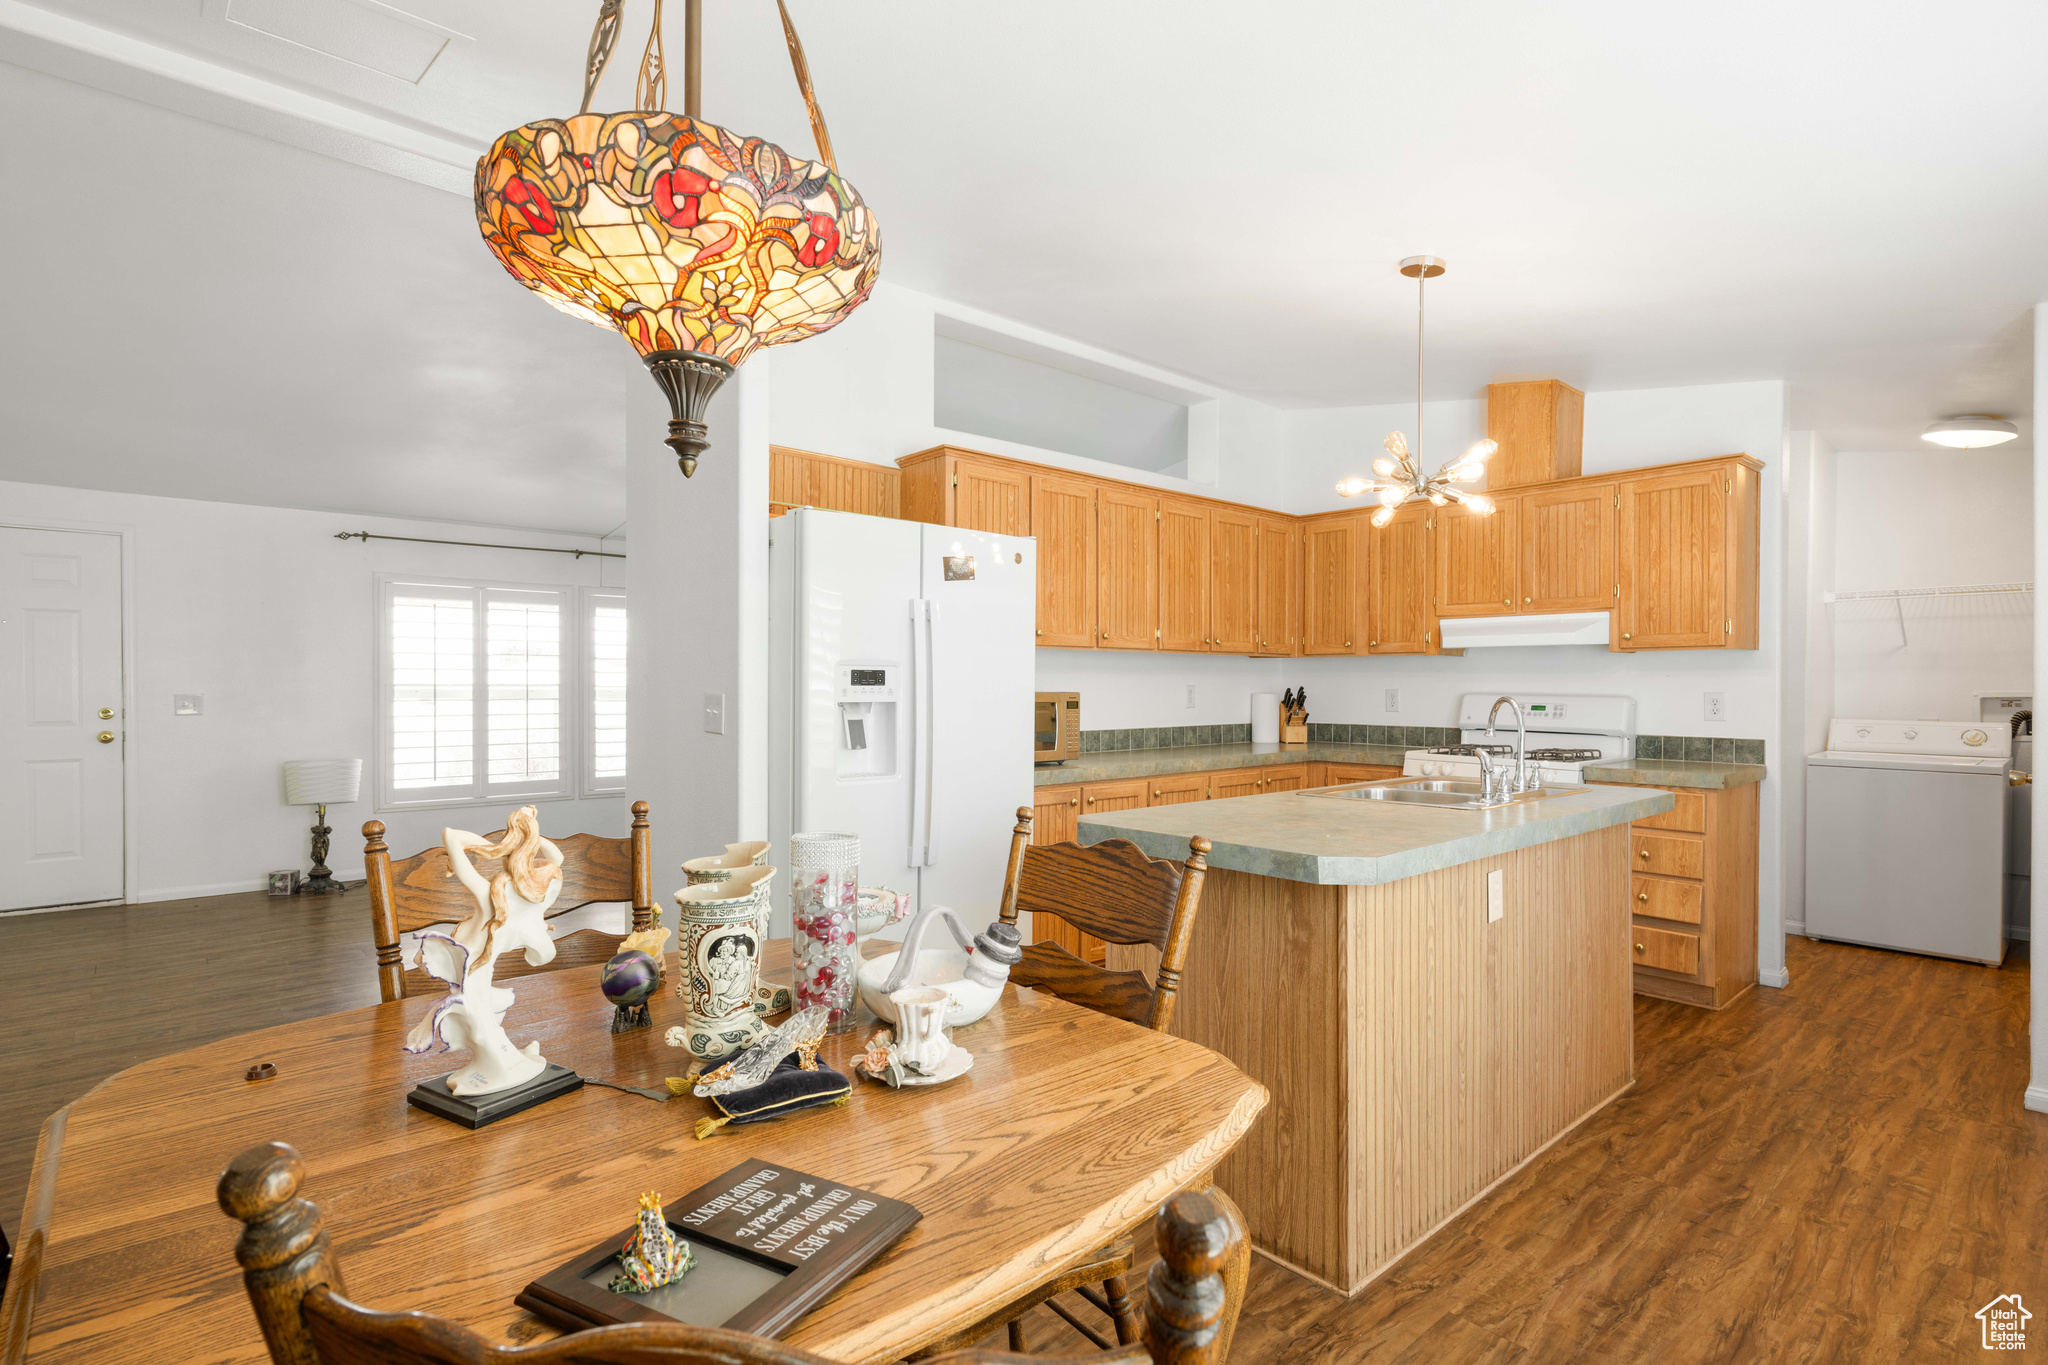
<box><xmin>1825</xmin><ymin>582</ymin><xmax>2032</xmax><ymax>603</ymax></box>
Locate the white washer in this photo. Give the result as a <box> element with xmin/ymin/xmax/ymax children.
<box><xmin>1806</xmin><ymin>719</ymin><xmax>2012</xmax><ymax>965</ymax></box>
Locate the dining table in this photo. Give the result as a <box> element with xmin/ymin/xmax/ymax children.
<box><xmin>0</xmin><ymin>938</ymin><xmax>1266</xmax><ymax>1365</ymax></box>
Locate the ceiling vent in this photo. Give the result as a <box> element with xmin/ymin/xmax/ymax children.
<box><xmin>217</xmin><ymin>0</ymin><xmax>462</xmax><ymax>84</ymax></box>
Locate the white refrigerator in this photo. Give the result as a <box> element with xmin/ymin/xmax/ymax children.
<box><xmin>767</xmin><ymin>508</ymin><xmax>1035</xmax><ymax>940</ymax></box>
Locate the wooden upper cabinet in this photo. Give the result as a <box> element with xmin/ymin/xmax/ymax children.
<box><xmin>954</xmin><ymin>458</ymin><xmax>1031</xmax><ymax>536</ymax></box>
<box><xmin>769</xmin><ymin>446</ymin><xmax>901</xmax><ymax>519</ymax></box>
<box><xmin>1208</xmin><ymin>508</ymin><xmax>1259</xmax><ymax>654</ymax></box>
<box><xmin>1158</xmin><ymin>498</ymin><xmax>1211</xmax><ymax>653</ymax></box>
<box><xmin>1519</xmin><ymin>482</ymin><xmax>1615</xmax><ymax>614</ymax></box>
<box><xmin>1255</xmin><ymin>517</ymin><xmax>1299</xmax><ymax>655</ymax></box>
<box><xmin>1616</xmin><ymin>458</ymin><xmax>1758</xmax><ymax>650</ymax></box>
<box><xmin>1366</xmin><ymin>502</ymin><xmax>1435</xmax><ymax>654</ymax></box>
<box><xmin>1434</xmin><ymin>500</ymin><xmax>1520</xmax><ymax>618</ymax></box>
<box><xmin>1097</xmin><ymin>488</ymin><xmax>1160</xmax><ymax>650</ymax></box>
<box><xmin>1302</xmin><ymin>516</ymin><xmax>1360</xmax><ymax>655</ymax></box>
<box><xmin>1031</xmin><ymin>473</ymin><xmax>1097</xmax><ymax>648</ymax></box>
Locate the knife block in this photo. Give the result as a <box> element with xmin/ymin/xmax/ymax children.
<box><xmin>1279</xmin><ymin>703</ymin><xmax>1308</xmax><ymax>746</ymax></box>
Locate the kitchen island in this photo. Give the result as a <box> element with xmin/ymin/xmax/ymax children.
<box><xmin>1078</xmin><ymin>779</ymin><xmax>1673</xmax><ymax>1295</ymax></box>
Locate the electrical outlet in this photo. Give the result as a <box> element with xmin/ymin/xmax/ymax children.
<box><xmin>173</xmin><ymin>694</ymin><xmax>202</xmax><ymax>716</ymax></box>
<box><xmin>703</xmin><ymin>692</ymin><xmax>726</xmax><ymax>735</ymax></box>
<box><xmin>1704</xmin><ymin>692</ymin><xmax>1726</xmax><ymax>722</ymax></box>
<box><xmin>1185</xmin><ymin>684</ymin><xmax>1197</xmax><ymax>709</ymax></box>
<box><xmin>1487</xmin><ymin>868</ymin><xmax>1504</xmax><ymax>923</ymax></box>
<box><xmin>1386</xmin><ymin>688</ymin><xmax>1400</xmax><ymax>714</ymax></box>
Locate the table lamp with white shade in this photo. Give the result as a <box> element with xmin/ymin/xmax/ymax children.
<box><xmin>282</xmin><ymin>759</ymin><xmax>362</xmax><ymax>895</ymax></box>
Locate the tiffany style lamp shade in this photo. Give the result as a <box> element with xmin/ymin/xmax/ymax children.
<box><xmin>474</xmin><ymin>1</ymin><xmax>881</xmax><ymax>476</ymax></box>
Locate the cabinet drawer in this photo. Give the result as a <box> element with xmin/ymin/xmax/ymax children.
<box><xmin>1632</xmin><ymin>790</ymin><xmax>1705</xmax><ymax>834</ymax></box>
<box><xmin>1632</xmin><ymin>924</ymin><xmax>1700</xmax><ymax>976</ymax></box>
<box><xmin>1148</xmin><ymin>773</ymin><xmax>1210</xmax><ymax>806</ymax></box>
<box><xmin>1325</xmin><ymin>763</ymin><xmax>1404</xmax><ymax>784</ymax></box>
<box><xmin>1633</xmin><ymin>875</ymin><xmax>1703</xmax><ymax>925</ymax></box>
<box><xmin>1080</xmin><ymin>778</ymin><xmax>1150</xmax><ymax>814</ymax></box>
<box><xmin>1632</xmin><ymin>831</ymin><xmax>1704</xmax><ymax>879</ymax></box>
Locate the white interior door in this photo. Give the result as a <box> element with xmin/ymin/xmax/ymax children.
<box><xmin>0</xmin><ymin>527</ymin><xmax>124</xmax><ymax>910</ymax></box>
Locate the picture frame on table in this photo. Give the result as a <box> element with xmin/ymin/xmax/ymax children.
<box><xmin>518</xmin><ymin>1158</ymin><xmax>921</xmax><ymax>1338</ymax></box>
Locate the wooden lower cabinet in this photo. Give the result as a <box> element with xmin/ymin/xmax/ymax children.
<box><xmin>1031</xmin><ymin>782</ymin><xmax>1102</xmax><ymax>964</ymax></box>
<box><xmin>1603</xmin><ymin>779</ymin><xmax>1758</xmax><ymax>1009</ymax></box>
<box><xmin>1319</xmin><ymin>762</ymin><xmax>1403</xmax><ymax>785</ymax></box>
<box><xmin>1147</xmin><ymin>773</ymin><xmax>1211</xmax><ymax>805</ymax></box>
<box><xmin>1207</xmin><ymin>764</ymin><xmax>1306</xmax><ymax>798</ymax></box>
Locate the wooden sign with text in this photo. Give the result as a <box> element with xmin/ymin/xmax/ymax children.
<box><xmin>518</xmin><ymin>1158</ymin><xmax>922</xmax><ymax>1338</ymax></box>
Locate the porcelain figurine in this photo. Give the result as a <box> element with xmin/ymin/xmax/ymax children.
<box><xmin>403</xmin><ymin>807</ymin><xmax>562</xmax><ymax>1096</ymax></box>
<box><xmin>855</xmin><ymin>903</ymin><xmax>1023</xmax><ymax>1028</ymax></box>
<box><xmin>672</xmin><ymin>865</ymin><xmax>778</xmax><ymax>1060</ymax></box>
<box><xmin>681</xmin><ymin>841</ymin><xmax>772</xmax><ymax>885</ymax></box>
<box><xmin>608</xmin><ymin>1191</ymin><xmax>693</xmax><ymax>1294</ymax></box>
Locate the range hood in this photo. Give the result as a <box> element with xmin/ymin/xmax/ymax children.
<box><xmin>1438</xmin><ymin>611</ymin><xmax>1610</xmax><ymax>649</ymax></box>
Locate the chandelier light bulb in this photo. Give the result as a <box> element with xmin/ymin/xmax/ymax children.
<box><xmin>1451</xmin><ymin>464</ymin><xmax>1482</xmax><ymax>483</ymax></box>
<box><xmin>1429</xmin><ymin>490</ymin><xmax>1448</xmax><ymax>505</ymax></box>
<box><xmin>1466</xmin><ymin>496</ymin><xmax>1495</xmax><ymax>516</ymax></box>
<box><xmin>1371</xmin><ymin>505</ymin><xmax>1396</xmax><ymax>528</ymax></box>
<box><xmin>1378</xmin><ymin>486</ymin><xmax>1404</xmax><ymax>508</ymax></box>
<box><xmin>1372</xmin><ymin>456</ymin><xmax>1398</xmax><ymax>477</ymax></box>
<box><xmin>1334</xmin><ymin>477</ymin><xmax>1372</xmax><ymax>498</ymax></box>
<box><xmin>1465</xmin><ymin>439</ymin><xmax>1499</xmax><ymax>462</ymax></box>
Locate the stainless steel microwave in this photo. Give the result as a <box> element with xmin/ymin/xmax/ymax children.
<box><xmin>1035</xmin><ymin>692</ymin><xmax>1080</xmax><ymax>764</ymax></box>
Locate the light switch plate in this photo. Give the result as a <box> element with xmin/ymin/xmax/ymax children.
<box><xmin>1487</xmin><ymin>868</ymin><xmax>1504</xmax><ymax>923</ymax></box>
<box><xmin>174</xmin><ymin>694</ymin><xmax>202</xmax><ymax>716</ymax></box>
<box><xmin>702</xmin><ymin>692</ymin><xmax>725</xmax><ymax>735</ymax></box>
<box><xmin>1185</xmin><ymin>684</ymin><xmax>1197</xmax><ymax>709</ymax></box>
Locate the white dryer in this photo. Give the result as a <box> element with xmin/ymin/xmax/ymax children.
<box><xmin>1806</xmin><ymin>719</ymin><xmax>2012</xmax><ymax>965</ymax></box>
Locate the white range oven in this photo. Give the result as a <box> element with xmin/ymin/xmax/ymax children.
<box><xmin>1402</xmin><ymin>693</ymin><xmax>1638</xmax><ymax>785</ymax></box>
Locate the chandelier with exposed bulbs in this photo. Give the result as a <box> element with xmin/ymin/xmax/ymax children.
<box><xmin>1335</xmin><ymin>256</ymin><xmax>1497</xmax><ymax>526</ymax></box>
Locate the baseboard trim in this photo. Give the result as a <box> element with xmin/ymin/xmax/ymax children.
<box><xmin>1759</xmin><ymin>967</ymin><xmax>1791</xmax><ymax>989</ymax></box>
<box><xmin>131</xmin><ymin>871</ymin><xmax>368</xmax><ymax>905</ymax></box>
<box><xmin>2026</xmin><ymin>1085</ymin><xmax>2048</xmax><ymax>1115</ymax></box>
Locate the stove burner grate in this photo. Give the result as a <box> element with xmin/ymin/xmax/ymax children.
<box><xmin>1525</xmin><ymin>747</ymin><xmax>1603</xmax><ymax>762</ymax></box>
<box><xmin>1426</xmin><ymin>744</ymin><xmax>1516</xmax><ymax>757</ymax></box>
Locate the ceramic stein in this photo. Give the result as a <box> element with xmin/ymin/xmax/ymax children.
<box><xmin>674</xmin><ymin>865</ymin><xmax>777</xmax><ymax>1060</ymax></box>
<box><xmin>681</xmin><ymin>841</ymin><xmax>772</xmax><ymax>885</ymax></box>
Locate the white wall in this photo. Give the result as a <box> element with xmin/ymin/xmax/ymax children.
<box><xmin>934</xmin><ymin>336</ymin><xmax>1191</xmax><ymax>475</ymax></box>
<box><xmin>626</xmin><ymin>368</ymin><xmax>773</xmax><ymax>889</ymax></box>
<box><xmin>1829</xmin><ymin>449</ymin><xmax>2033</xmax><ymax>719</ymax></box>
<box><xmin>2029</xmin><ymin>304</ymin><xmax>2046</xmax><ymax>1116</ymax></box>
<box><xmin>1779</xmin><ymin>431</ymin><xmax>1836</xmax><ymax>935</ymax></box>
<box><xmin>1</xmin><ymin>480</ymin><xmax>625</xmax><ymax>903</ymax></box>
<box><xmin>1034</xmin><ymin>650</ymin><xmax>1285</xmax><ymax>731</ymax></box>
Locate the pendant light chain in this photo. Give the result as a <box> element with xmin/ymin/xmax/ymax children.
<box><xmin>1415</xmin><ymin>263</ymin><xmax>1425</xmax><ymax>477</ymax></box>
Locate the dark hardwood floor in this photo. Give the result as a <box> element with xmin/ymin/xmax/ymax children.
<box><xmin>3</xmin><ymin>895</ymin><xmax>2040</xmax><ymax>1362</ymax></box>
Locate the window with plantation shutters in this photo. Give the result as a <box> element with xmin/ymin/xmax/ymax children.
<box><xmin>378</xmin><ymin>576</ymin><xmax>626</xmax><ymax>810</ymax></box>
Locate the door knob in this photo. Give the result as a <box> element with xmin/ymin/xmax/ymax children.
<box><xmin>97</xmin><ymin>731</ymin><xmax>115</xmax><ymax>743</ymax></box>
<box><xmin>98</xmin><ymin>707</ymin><xmax>114</xmax><ymax>719</ymax></box>
<box><xmin>1639</xmin><ymin>891</ymin><xmax>1650</xmax><ymax>902</ymax></box>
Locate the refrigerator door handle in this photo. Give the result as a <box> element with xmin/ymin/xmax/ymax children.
<box><xmin>908</xmin><ymin>597</ymin><xmax>932</xmax><ymax>867</ymax></box>
<box><xmin>924</xmin><ymin>598</ymin><xmax>939</xmax><ymax>867</ymax></box>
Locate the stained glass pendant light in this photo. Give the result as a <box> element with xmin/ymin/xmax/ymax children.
<box><xmin>1335</xmin><ymin>256</ymin><xmax>1498</xmax><ymax>527</ymax></box>
<box><xmin>475</xmin><ymin>0</ymin><xmax>881</xmax><ymax>476</ymax></box>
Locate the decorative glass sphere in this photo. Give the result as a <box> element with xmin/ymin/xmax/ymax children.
<box><xmin>601</xmin><ymin>949</ymin><xmax>662</xmax><ymax>1009</ymax></box>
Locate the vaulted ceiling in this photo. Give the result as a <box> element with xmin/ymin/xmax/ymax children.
<box><xmin>1</xmin><ymin>0</ymin><xmax>2041</xmax><ymax>531</ymax></box>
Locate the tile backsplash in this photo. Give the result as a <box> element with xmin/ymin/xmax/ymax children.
<box><xmin>1082</xmin><ymin>723</ymin><xmax>1765</xmax><ymax>765</ymax></box>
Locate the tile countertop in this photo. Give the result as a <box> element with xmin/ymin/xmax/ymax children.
<box><xmin>1036</xmin><ymin>742</ymin><xmax>1409</xmax><ymax>786</ymax></box>
<box><xmin>1581</xmin><ymin>759</ymin><xmax>1766</xmax><ymax>790</ymax></box>
<box><xmin>1078</xmin><ymin>784</ymin><xmax>1674</xmax><ymax>886</ymax></box>
<box><xmin>1037</xmin><ymin>743</ymin><xmax>1769</xmax><ymax>791</ymax></box>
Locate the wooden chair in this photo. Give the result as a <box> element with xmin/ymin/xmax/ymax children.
<box><xmin>926</xmin><ymin>810</ymin><xmax>1212</xmax><ymax>1357</ymax></box>
<box><xmin>362</xmin><ymin>802</ymin><xmax>655</xmax><ymax>1003</ymax></box>
<box><xmin>217</xmin><ymin>1141</ymin><xmax>1247</xmax><ymax>1365</ymax></box>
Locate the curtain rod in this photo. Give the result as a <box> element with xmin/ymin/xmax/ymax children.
<box><xmin>333</xmin><ymin>531</ymin><xmax>625</xmax><ymax>560</ymax></box>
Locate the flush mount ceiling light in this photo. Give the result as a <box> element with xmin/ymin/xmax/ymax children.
<box><xmin>1920</xmin><ymin>415</ymin><xmax>2019</xmax><ymax>449</ymax></box>
<box><xmin>475</xmin><ymin>0</ymin><xmax>881</xmax><ymax>476</ymax></box>
<box><xmin>1334</xmin><ymin>256</ymin><xmax>1497</xmax><ymax>527</ymax></box>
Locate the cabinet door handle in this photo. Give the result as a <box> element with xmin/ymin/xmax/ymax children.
<box><xmin>1503</xmin><ymin>599</ymin><xmax>1510</xmax><ymax>607</ymax></box>
<box><xmin>1036</xmin><ymin>629</ymin><xmax>1043</xmax><ymax>636</ymax></box>
<box><xmin>1634</xmin><ymin>942</ymin><xmax>1646</xmax><ymax>954</ymax></box>
<box><xmin>1638</xmin><ymin>891</ymin><xmax>1650</xmax><ymax>902</ymax></box>
<box><xmin>1154</xmin><ymin>790</ymin><xmax>1162</xmax><ymax>798</ymax></box>
<box><xmin>1344</xmin><ymin>640</ymin><xmax>1351</xmax><ymax>647</ymax></box>
<box><xmin>1524</xmin><ymin>597</ymin><xmax>1532</xmax><ymax>604</ymax></box>
<box><xmin>1087</xmin><ymin>796</ymin><xmax>1095</xmax><ymax>804</ymax></box>
<box><xmin>1622</xmin><ymin>633</ymin><xmax>1632</xmax><ymax>641</ymax></box>
<box><xmin>1640</xmin><ymin>849</ymin><xmax>1651</xmax><ymax>859</ymax></box>
<box><xmin>1369</xmin><ymin>639</ymin><xmax>1377</xmax><ymax>646</ymax></box>
<box><xmin>1101</xmin><ymin>631</ymin><xmax>1108</xmax><ymax>640</ymax></box>
<box><xmin>1069</xmin><ymin>798</ymin><xmax>1078</xmax><ymax>806</ymax></box>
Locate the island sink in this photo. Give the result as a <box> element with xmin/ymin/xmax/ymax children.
<box><xmin>1309</xmin><ymin>777</ymin><xmax>1593</xmax><ymax>810</ymax></box>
